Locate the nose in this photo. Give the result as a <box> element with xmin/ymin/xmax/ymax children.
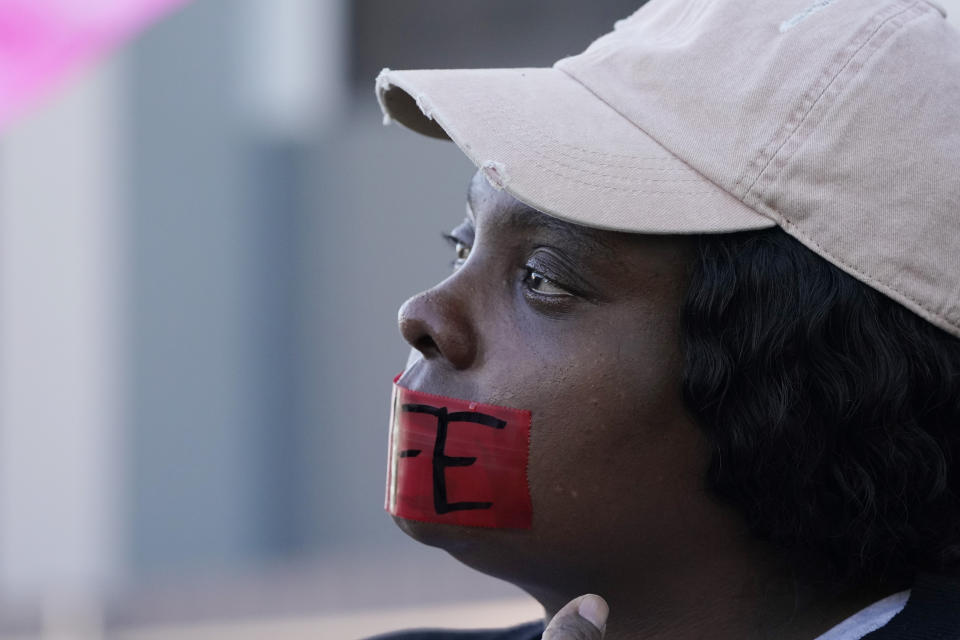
<box><xmin>398</xmin><ymin>286</ymin><xmax>478</xmax><ymax>370</ymax></box>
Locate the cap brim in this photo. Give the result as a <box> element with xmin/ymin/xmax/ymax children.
<box><xmin>376</xmin><ymin>67</ymin><xmax>774</xmax><ymax>234</ymax></box>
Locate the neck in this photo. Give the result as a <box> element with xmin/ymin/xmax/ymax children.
<box><xmin>523</xmin><ymin>543</ymin><xmax>897</xmax><ymax>640</ymax></box>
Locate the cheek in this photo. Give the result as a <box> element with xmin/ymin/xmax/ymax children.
<box><xmin>527</xmin><ymin>383</ymin><xmax>671</xmax><ymax>517</ymax></box>
<box><xmin>476</xmin><ymin>293</ymin><xmax>697</xmax><ymax>529</ymax></box>
<box><xmin>518</xmin><ymin>332</ymin><xmax>695</xmax><ymax>533</ymax></box>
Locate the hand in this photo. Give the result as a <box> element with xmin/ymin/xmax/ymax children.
<box><xmin>542</xmin><ymin>594</ymin><xmax>609</xmax><ymax>640</ymax></box>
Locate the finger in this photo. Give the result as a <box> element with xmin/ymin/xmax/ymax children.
<box><xmin>542</xmin><ymin>594</ymin><xmax>608</xmax><ymax>640</ymax></box>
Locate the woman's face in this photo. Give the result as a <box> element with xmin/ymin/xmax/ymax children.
<box><xmin>395</xmin><ymin>171</ymin><xmax>727</xmax><ymax>598</ymax></box>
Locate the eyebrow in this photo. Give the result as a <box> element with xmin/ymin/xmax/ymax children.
<box><xmin>466</xmin><ymin>183</ymin><xmax>616</xmax><ymax>259</ymax></box>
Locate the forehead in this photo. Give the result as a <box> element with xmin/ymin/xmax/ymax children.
<box><xmin>466</xmin><ymin>171</ymin><xmax>616</xmax><ymax>256</ymax></box>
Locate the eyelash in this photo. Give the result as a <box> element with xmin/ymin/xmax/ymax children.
<box><xmin>443</xmin><ymin>234</ymin><xmax>572</xmax><ymax>298</ymax></box>
<box><xmin>443</xmin><ymin>234</ymin><xmax>472</xmax><ymax>269</ymax></box>
<box><xmin>523</xmin><ymin>267</ymin><xmax>572</xmax><ymax>297</ymax></box>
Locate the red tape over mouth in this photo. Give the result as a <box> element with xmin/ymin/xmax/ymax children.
<box><xmin>385</xmin><ymin>378</ymin><xmax>533</xmax><ymax>529</ymax></box>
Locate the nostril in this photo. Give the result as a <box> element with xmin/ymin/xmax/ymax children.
<box><xmin>398</xmin><ymin>290</ymin><xmax>477</xmax><ymax>369</ymax></box>
<box><xmin>414</xmin><ymin>334</ymin><xmax>441</xmax><ymax>358</ymax></box>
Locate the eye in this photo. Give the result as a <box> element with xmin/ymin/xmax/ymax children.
<box><xmin>454</xmin><ymin>242</ymin><xmax>471</xmax><ymax>264</ymax></box>
<box><xmin>523</xmin><ymin>268</ymin><xmax>572</xmax><ymax>297</ymax></box>
<box><xmin>451</xmin><ymin>241</ymin><xmax>471</xmax><ymax>269</ymax></box>
<box><xmin>443</xmin><ymin>232</ymin><xmax>473</xmax><ymax>270</ymax></box>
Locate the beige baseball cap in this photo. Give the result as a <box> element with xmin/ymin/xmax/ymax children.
<box><xmin>376</xmin><ymin>0</ymin><xmax>960</xmax><ymax>338</ymax></box>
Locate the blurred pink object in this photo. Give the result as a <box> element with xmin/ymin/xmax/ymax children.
<box><xmin>0</xmin><ymin>0</ymin><xmax>191</xmax><ymax>129</ymax></box>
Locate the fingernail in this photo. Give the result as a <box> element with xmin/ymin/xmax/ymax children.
<box><xmin>578</xmin><ymin>594</ymin><xmax>609</xmax><ymax>631</ymax></box>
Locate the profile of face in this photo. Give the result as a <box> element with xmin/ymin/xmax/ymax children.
<box><xmin>394</xmin><ymin>171</ymin><xmax>754</xmax><ymax>609</ymax></box>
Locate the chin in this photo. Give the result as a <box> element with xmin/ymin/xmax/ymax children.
<box><xmin>391</xmin><ymin>514</ymin><xmax>544</xmax><ymax>586</ymax></box>
<box><xmin>392</xmin><ymin>514</ymin><xmax>492</xmax><ymax>550</ymax></box>
<box><xmin>391</xmin><ymin>514</ymin><xmax>448</xmax><ymax>547</ymax></box>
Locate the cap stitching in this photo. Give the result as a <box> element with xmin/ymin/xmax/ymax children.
<box><xmin>740</xmin><ymin>1</ymin><xmax>958</xmax><ymax>335</ymax></box>
<box><xmin>736</xmin><ymin>0</ymin><xmax>920</xmax><ymax>201</ymax></box>
<box><xmin>770</xmin><ymin>212</ymin><xmax>958</xmax><ymax>336</ymax></box>
<box><xmin>489</xmin><ymin>98</ymin><xmax>689</xmax><ymax>166</ymax></box>
<box><xmin>491</xmin><ymin>131</ymin><xmax>715</xmax><ymax>195</ymax></box>
<box><xmin>737</xmin><ymin>2</ymin><xmax>953</xmax><ymax>332</ymax></box>
<box><xmin>757</xmin><ymin>1</ymin><xmax>928</xmax><ymax>197</ymax></box>
<box><xmin>487</xmin><ymin>105</ymin><xmax>690</xmax><ymax>171</ymax></box>
<box><xmin>735</xmin><ymin>0</ymin><xmax>915</xmax><ymax>198</ymax></box>
<box><xmin>947</xmin><ymin>280</ymin><xmax>960</xmax><ymax>326</ymax></box>
<box><xmin>516</xmin><ymin>156</ymin><xmax>715</xmax><ymax>196</ymax></box>
<box><xmin>474</xmin><ymin>107</ymin><xmax>714</xmax><ymax>189</ymax></box>
<box><xmin>554</xmin><ymin>67</ymin><xmax>750</xmax><ymax>205</ymax></box>
<box><xmin>498</xmin><ymin>120</ymin><xmax>705</xmax><ymax>183</ymax></box>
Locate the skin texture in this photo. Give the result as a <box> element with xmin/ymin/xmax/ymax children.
<box><xmin>394</xmin><ymin>171</ymin><xmax>889</xmax><ymax>640</ymax></box>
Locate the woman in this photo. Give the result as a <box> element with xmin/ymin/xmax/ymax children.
<box><xmin>373</xmin><ymin>0</ymin><xmax>960</xmax><ymax>637</ymax></box>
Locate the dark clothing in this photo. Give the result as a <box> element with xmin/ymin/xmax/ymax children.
<box><xmin>367</xmin><ymin>620</ymin><xmax>543</xmax><ymax>640</ymax></box>
<box><xmin>863</xmin><ymin>573</ymin><xmax>960</xmax><ymax>639</ymax></box>
<box><xmin>370</xmin><ymin>574</ymin><xmax>960</xmax><ymax>640</ymax></box>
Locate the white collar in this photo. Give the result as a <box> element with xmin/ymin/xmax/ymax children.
<box><xmin>812</xmin><ymin>590</ymin><xmax>910</xmax><ymax>640</ymax></box>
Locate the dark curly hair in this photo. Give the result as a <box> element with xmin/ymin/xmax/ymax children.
<box><xmin>680</xmin><ymin>228</ymin><xmax>960</xmax><ymax>589</ymax></box>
